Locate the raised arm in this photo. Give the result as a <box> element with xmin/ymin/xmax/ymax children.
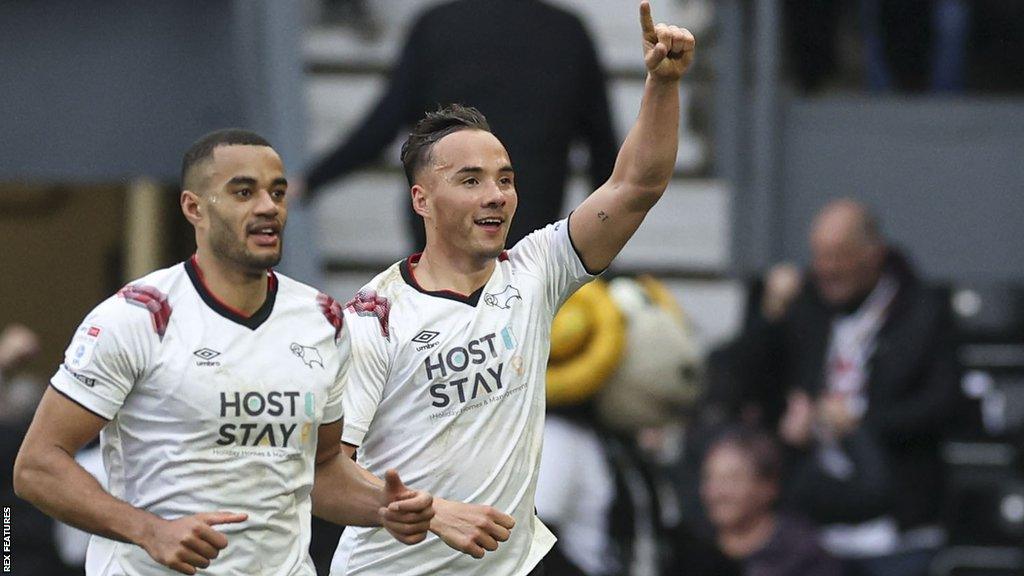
<box><xmin>15</xmin><ymin>389</ymin><xmax>246</xmax><ymax>575</ymax></box>
<box><xmin>569</xmin><ymin>0</ymin><xmax>695</xmax><ymax>272</ymax></box>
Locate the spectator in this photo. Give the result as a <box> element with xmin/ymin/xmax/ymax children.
<box><xmin>303</xmin><ymin>0</ymin><xmax>618</xmax><ymax>251</ymax></box>
<box><xmin>1</xmin><ymin>323</ymin><xmax>79</xmax><ymax>576</ymax></box>
<box><xmin>734</xmin><ymin>199</ymin><xmax>961</xmax><ymax>576</ymax></box>
<box><xmin>701</xmin><ymin>427</ymin><xmax>841</xmax><ymax>576</ymax></box>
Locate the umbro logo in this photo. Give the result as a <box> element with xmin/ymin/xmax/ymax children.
<box><xmin>413</xmin><ymin>330</ymin><xmax>441</xmax><ymax>351</ymax></box>
<box><xmin>194</xmin><ymin>348</ymin><xmax>222</xmax><ymax>367</ymax></box>
<box><xmin>412</xmin><ymin>330</ymin><xmax>440</xmax><ymax>344</ymax></box>
<box><xmin>194</xmin><ymin>348</ymin><xmax>221</xmax><ymax>360</ymax></box>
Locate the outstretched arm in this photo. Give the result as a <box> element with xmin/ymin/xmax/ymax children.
<box><xmin>569</xmin><ymin>0</ymin><xmax>695</xmax><ymax>273</ymax></box>
<box><xmin>15</xmin><ymin>389</ymin><xmax>247</xmax><ymax>575</ymax></box>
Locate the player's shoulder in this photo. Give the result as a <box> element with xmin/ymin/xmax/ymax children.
<box><xmin>507</xmin><ymin>219</ymin><xmax>567</xmax><ymax>260</ymax></box>
<box><xmin>88</xmin><ymin>263</ymin><xmax>185</xmax><ymax>339</ymax></box>
<box><xmin>363</xmin><ymin>261</ymin><xmax>406</xmax><ymax>297</ymax></box>
<box><xmin>272</xmin><ymin>270</ymin><xmax>322</xmax><ymax>302</ymax></box>
<box><xmin>271</xmin><ymin>271</ymin><xmax>346</xmax><ymax>340</ymax></box>
<box><xmin>339</xmin><ymin>262</ymin><xmax>405</xmax><ymax>341</ymax></box>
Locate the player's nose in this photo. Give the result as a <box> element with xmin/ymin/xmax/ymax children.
<box><xmin>253</xmin><ymin>190</ymin><xmax>281</xmax><ymax>216</ymax></box>
<box><xmin>481</xmin><ymin>181</ymin><xmax>506</xmax><ymax>208</ymax></box>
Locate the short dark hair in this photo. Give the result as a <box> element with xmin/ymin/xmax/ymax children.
<box><xmin>181</xmin><ymin>128</ymin><xmax>273</xmax><ymax>191</ymax></box>
<box><xmin>400</xmin><ymin>104</ymin><xmax>491</xmax><ymax>186</ymax></box>
<box><xmin>707</xmin><ymin>427</ymin><xmax>782</xmax><ymax>483</ymax></box>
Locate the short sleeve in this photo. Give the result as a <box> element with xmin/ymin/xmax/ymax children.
<box><xmin>50</xmin><ymin>296</ymin><xmax>151</xmax><ymax>420</ymax></box>
<box><xmin>340</xmin><ymin>307</ymin><xmax>389</xmax><ymax>447</ymax></box>
<box><xmin>508</xmin><ymin>215</ymin><xmax>598</xmax><ymax>313</ymax></box>
<box><xmin>322</xmin><ymin>330</ymin><xmax>351</xmax><ymax>425</ymax></box>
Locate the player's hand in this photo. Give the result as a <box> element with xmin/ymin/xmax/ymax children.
<box><xmin>379</xmin><ymin>469</ymin><xmax>434</xmax><ymax>545</ymax></box>
<box><xmin>138</xmin><ymin>511</ymin><xmax>247</xmax><ymax>575</ymax></box>
<box><xmin>429</xmin><ymin>498</ymin><xmax>515</xmax><ymax>559</ymax></box>
<box><xmin>640</xmin><ymin>0</ymin><xmax>695</xmax><ymax>82</ymax></box>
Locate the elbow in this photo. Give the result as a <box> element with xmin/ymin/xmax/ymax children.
<box><xmin>12</xmin><ymin>450</ymin><xmax>39</xmax><ymax>502</ymax></box>
<box><xmin>628</xmin><ymin>184</ymin><xmax>667</xmax><ymax>212</ymax></box>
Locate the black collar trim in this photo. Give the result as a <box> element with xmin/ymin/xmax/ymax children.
<box><xmin>400</xmin><ymin>253</ymin><xmax>499</xmax><ymax>307</ymax></box>
<box><xmin>185</xmin><ymin>255</ymin><xmax>277</xmax><ymax>330</ymax></box>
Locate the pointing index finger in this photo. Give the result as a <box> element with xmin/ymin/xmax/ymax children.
<box><xmin>640</xmin><ymin>1</ymin><xmax>657</xmax><ymax>41</ymax></box>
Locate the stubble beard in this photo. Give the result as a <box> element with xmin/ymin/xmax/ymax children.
<box><xmin>208</xmin><ymin>214</ymin><xmax>282</xmax><ymax>274</ymax></box>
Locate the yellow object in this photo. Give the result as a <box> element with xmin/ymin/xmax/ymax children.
<box><xmin>637</xmin><ymin>274</ymin><xmax>687</xmax><ymax>325</ymax></box>
<box><xmin>549</xmin><ymin>297</ymin><xmax>592</xmax><ymax>362</ymax></box>
<box><xmin>546</xmin><ymin>280</ymin><xmax>626</xmax><ymax>406</ymax></box>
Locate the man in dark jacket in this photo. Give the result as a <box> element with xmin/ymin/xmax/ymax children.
<box><xmin>303</xmin><ymin>0</ymin><xmax>618</xmax><ymax>251</ymax></box>
<box><xmin>736</xmin><ymin>198</ymin><xmax>961</xmax><ymax>576</ymax></box>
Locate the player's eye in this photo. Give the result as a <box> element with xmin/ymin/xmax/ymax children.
<box><xmin>271</xmin><ymin>189</ymin><xmax>286</xmax><ymax>200</ymax></box>
<box><xmin>499</xmin><ymin>176</ymin><xmax>514</xmax><ymax>187</ymax></box>
<box><xmin>235</xmin><ymin>188</ymin><xmax>252</xmax><ymax>198</ymax></box>
<box><xmin>462</xmin><ymin>178</ymin><xmax>479</xmax><ymax>187</ymax></box>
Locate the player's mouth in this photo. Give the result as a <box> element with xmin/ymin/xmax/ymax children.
<box><xmin>247</xmin><ymin>223</ymin><xmax>281</xmax><ymax>247</ymax></box>
<box><xmin>473</xmin><ymin>216</ymin><xmax>505</xmax><ymax>234</ymax></box>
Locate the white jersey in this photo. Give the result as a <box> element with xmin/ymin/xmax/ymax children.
<box><xmin>51</xmin><ymin>257</ymin><xmax>349</xmax><ymax>576</ymax></box>
<box><xmin>332</xmin><ymin>219</ymin><xmax>595</xmax><ymax>576</ymax></box>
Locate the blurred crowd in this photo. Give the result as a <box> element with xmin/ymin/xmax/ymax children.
<box><xmin>531</xmin><ymin>197</ymin><xmax>994</xmax><ymax>576</ymax></box>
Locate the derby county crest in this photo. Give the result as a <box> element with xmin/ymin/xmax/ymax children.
<box><xmin>484</xmin><ymin>285</ymin><xmax>522</xmax><ymax>309</ymax></box>
<box><xmin>290</xmin><ymin>343</ymin><xmax>324</xmax><ymax>369</ymax></box>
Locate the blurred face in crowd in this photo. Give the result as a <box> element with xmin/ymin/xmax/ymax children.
<box><xmin>700</xmin><ymin>443</ymin><xmax>777</xmax><ymax>531</ymax></box>
<box><xmin>414</xmin><ymin>129</ymin><xmax>518</xmax><ymax>262</ymax></box>
<box><xmin>186</xmin><ymin>145</ymin><xmax>289</xmax><ymax>273</ymax></box>
<box><xmin>810</xmin><ymin>200</ymin><xmax>886</xmax><ymax>307</ymax></box>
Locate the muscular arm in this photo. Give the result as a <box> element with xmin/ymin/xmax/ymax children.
<box><xmin>14</xmin><ymin>388</ymin><xmax>157</xmax><ymax>543</ymax></box>
<box><xmin>312</xmin><ymin>422</ymin><xmax>433</xmax><ymax>544</ymax></box>
<box><xmin>15</xmin><ymin>388</ymin><xmax>243</xmax><ymax>575</ymax></box>
<box><xmin>569</xmin><ymin>1</ymin><xmax>695</xmax><ymax>273</ymax></box>
<box><xmin>335</xmin><ymin>441</ymin><xmax>515</xmax><ymax>558</ymax></box>
<box><xmin>311</xmin><ymin>424</ymin><xmax>388</xmax><ymax>526</ymax></box>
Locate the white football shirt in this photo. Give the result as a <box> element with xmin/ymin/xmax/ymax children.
<box><xmin>51</xmin><ymin>256</ymin><xmax>349</xmax><ymax>576</ymax></box>
<box><xmin>332</xmin><ymin>219</ymin><xmax>595</xmax><ymax>576</ymax></box>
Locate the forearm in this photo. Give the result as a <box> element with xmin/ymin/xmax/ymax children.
<box><xmin>311</xmin><ymin>453</ymin><xmax>384</xmax><ymax>526</ymax></box>
<box><xmin>609</xmin><ymin>75</ymin><xmax>680</xmax><ymax>202</ymax></box>
<box><xmin>14</xmin><ymin>446</ymin><xmax>158</xmax><ymax>545</ymax></box>
<box><xmin>319</xmin><ymin>448</ymin><xmax>451</xmax><ymax>534</ymax></box>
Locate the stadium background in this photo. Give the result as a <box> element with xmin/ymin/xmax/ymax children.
<box><xmin>1</xmin><ymin>1</ymin><xmax>1022</xmax><ymax>574</ymax></box>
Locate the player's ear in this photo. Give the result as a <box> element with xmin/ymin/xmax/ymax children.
<box><xmin>181</xmin><ymin>190</ymin><xmax>203</xmax><ymax>225</ymax></box>
<box><xmin>411</xmin><ymin>184</ymin><xmax>430</xmax><ymax>219</ymax></box>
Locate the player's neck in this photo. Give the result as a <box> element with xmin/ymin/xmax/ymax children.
<box><xmin>414</xmin><ymin>246</ymin><xmax>496</xmax><ymax>295</ymax></box>
<box><xmin>193</xmin><ymin>251</ymin><xmax>269</xmax><ymax>316</ymax></box>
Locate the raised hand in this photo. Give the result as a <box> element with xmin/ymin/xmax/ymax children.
<box><xmin>430</xmin><ymin>498</ymin><xmax>516</xmax><ymax>559</ymax></box>
<box><xmin>138</xmin><ymin>511</ymin><xmax>247</xmax><ymax>575</ymax></box>
<box><xmin>380</xmin><ymin>469</ymin><xmax>434</xmax><ymax>545</ymax></box>
<box><xmin>640</xmin><ymin>0</ymin><xmax>696</xmax><ymax>81</ymax></box>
